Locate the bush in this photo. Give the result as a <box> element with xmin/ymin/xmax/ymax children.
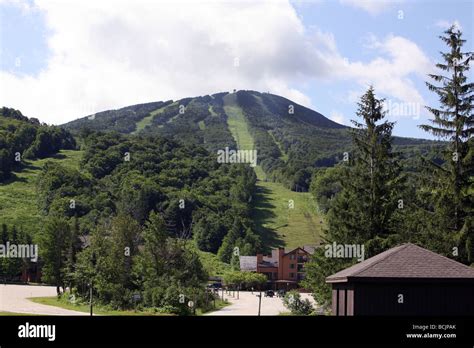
<box><xmin>282</xmin><ymin>290</ymin><xmax>313</xmax><ymax>315</ymax></box>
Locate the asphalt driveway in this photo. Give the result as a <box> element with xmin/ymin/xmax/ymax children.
<box><xmin>206</xmin><ymin>290</ymin><xmax>315</xmax><ymax>316</ymax></box>
<box><xmin>0</xmin><ymin>284</ymin><xmax>87</xmax><ymax>316</ymax></box>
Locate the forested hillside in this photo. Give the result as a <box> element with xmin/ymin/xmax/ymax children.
<box><xmin>37</xmin><ymin>131</ymin><xmax>259</xmax><ymax>258</ymax></box>
<box><xmin>0</xmin><ymin>107</ymin><xmax>76</xmax><ymax>181</ymax></box>
<box><xmin>63</xmin><ymin>90</ymin><xmax>444</xmax><ymax>191</ymax></box>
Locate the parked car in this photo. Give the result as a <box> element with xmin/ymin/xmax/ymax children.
<box><xmin>264</xmin><ymin>290</ymin><xmax>275</xmax><ymax>297</ymax></box>
<box><xmin>276</xmin><ymin>290</ymin><xmax>286</xmax><ymax>298</ymax></box>
<box><xmin>207</xmin><ymin>282</ymin><xmax>222</xmax><ymax>289</ymax></box>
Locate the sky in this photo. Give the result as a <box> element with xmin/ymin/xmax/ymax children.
<box><xmin>0</xmin><ymin>0</ymin><xmax>472</xmax><ymax>139</ymax></box>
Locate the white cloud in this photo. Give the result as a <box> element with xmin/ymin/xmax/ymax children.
<box><xmin>329</xmin><ymin>110</ymin><xmax>347</xmax><ymax>125</ymax></box>
<box><xmin>339</xmin><ymin>0</ymin><xmax>402</xmax><ymax>15</ymax></box>
<box><xmin>435</xmin><ymin>19</ymin><xmax>462</xmax><ymax>31</ymax></box>
<box><xmin>343</xmin><ymin>35</ymin><xmax>433</xmax><ymax>108</ymax></box>
<box><xmin>1</xmin><ymin>0</ymin><xmax>318</xmax><ymax>124</ymax></box>
<box><xmin>0</xmin><ymin>0</ymin><xmax>431</xmax><ymax>125</ymax></box>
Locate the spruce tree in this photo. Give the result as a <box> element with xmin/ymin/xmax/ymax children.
<box><xmin>420</xmin><ymin>25</ymin><xmax>474</xmax><ymax>263</ymax></box>
<box><xmin>328</xmin><ymin>86</ymin><xmax>403</xmax><ymax>254</ymax></box>
<box><xmin>304</xmin><ymin>87</ymin><xmax>404</xmax><ymax>307</ymax></box>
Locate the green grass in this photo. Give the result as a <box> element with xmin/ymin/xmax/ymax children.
<box><xmin>223</xmin><ymin>94</ymin><xmax>323</xmax><ymax>249</ymax></box>
<box><xmin>133</xmin><ymin>105</ymin><xmax>167</xmax><ymax>134</ymax></box>
<box><xmin>196</xmin><ymin>298</ymin><xmax>230</xmax><ymax>315</ymax></box>
<box><xmin>252</xmin><ymin>181</ymin><xmax>324</xmax><ymax>249</ymax></box>
<box><xmin>29</xmin><ymin>296</ymin><xmax>172</xmax><ymax>316</ymax></box>
<box><xmin>29</xmin><ymin>295</ymin><xmax>228</xmax><ymax>316</ymax></box>
<box><xmin>195</xmin><ymin>248</ymin><xmax>231</xmax><ymax>277</ymax></box>
<box><xmin>208</xmin><ymin>105</ymin><xmax>218</xmax><ymax>116</ymax></box>
<box><xmin>268</xmin><ymin>130</ymin><xmax>289</xmax><ymax>162</ymax></box>
<box><xmin>0</xmin><ymin>150</ymin><xmax>84</xmax><ymax>233</ymax></box>
<box><xmin>0</xmin><ymin>312</ymin><xmax>42</xmax><ymax>316</ymax></box>
<box><xmin>224</xmin><ymin>93</ymin><xmax>266</xmax><ymax>180</ymax></box>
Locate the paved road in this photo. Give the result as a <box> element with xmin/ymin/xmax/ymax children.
<box><xmin>206</xmin><ymin>290</ymin><xmax>316</xmax><ymax>316</ymax></box>
<box><xmin>0</xmin><ymin>284</ymin><xmax>87</xmax><ymax>315</ymax></box>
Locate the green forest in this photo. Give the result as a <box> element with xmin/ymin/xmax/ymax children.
<box><xmin>0</xmin><ymin>25</ymin><xmax>472</xmax><ymax>315</ymax></box>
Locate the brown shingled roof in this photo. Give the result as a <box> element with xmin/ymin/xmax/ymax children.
<box><xmin>326</xmin><ymin>243</ymin><xmax>474</xmax><ymax>283</ymax></box>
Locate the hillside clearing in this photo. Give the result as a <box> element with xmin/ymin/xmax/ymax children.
<box><xmin>133</xmin><ymin>105</ymin><xmax>167</xmax><ymax>134</ymax></box>
<box><xmin>223</xmin><ymin>93</ymin><xmax>323</xmax><ymax>249</ymax></box>
<box><xmin>0</xmin><ymin>150</ymin><xmax>83</xmax><ymax>233</ymax></box>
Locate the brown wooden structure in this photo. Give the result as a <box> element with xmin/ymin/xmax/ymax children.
<box><xmin>326</xmin><ymin>243</ymin><xmax>474</xmax><ymax>316</ymax></box>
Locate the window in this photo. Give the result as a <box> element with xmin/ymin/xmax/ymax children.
<box><xmin>290</xmin><ymin>263</ymin><xmax>295</xmax><ymax>269</ymax></box>
<box><xmin>289</xmin><ymin>273</ymin><xmax>295</xmax><ymax>278</ymax></box>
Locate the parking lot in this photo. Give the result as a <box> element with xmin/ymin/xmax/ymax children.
<box><xmin>206</xmin><ymin>290</ymin><xmax>316</xmax><ymax>316</ymax></box>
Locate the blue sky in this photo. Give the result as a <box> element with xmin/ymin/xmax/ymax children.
<box><xmin>0</xmin><ymin>0</ymin><xmax>472</xmax><ymax>139</ymax></box>
<box><xmin>292</xmin><ymin>0</ymin><xmax>473</xmax><ymax>138</ymax></box>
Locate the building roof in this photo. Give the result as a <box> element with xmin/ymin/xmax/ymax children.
<box><xmin>239</xmin><ymin>256</ymin><xmax>257</xmax><ymax>271</ymax></box>
<box><xmin>326</xmin><ymin>243</ymin><xmax>474</xmax><ymax>283</ymax></box>
<box><xmin>283</xmin><ymin>246</ymin><xmax>315</xmax><ymax>255</ymax></box>
<box><xmin>258</xmin><ymin>260</ymin><xmax>278</xmax><ymax>269</ymax></box>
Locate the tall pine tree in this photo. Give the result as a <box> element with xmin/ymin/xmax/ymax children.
<box><xmin>420</xmin><ymin>25</ymin><xmax>474</xmax><ymax>263</ymax></box>
<box><xmin>303</xmin><ymin>87</ymin><xmax>404</xmax><ymax>307</ymax></box>
<box><xmin>328</xmin><ymin>86</ymin><xmax>403</xmax><ymax>254</ymax></box>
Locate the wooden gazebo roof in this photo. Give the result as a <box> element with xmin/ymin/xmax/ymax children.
<box><xmin>326</xmin><ymin>243</ymin><xmax>474</xmax><ymax>283</ymax></box>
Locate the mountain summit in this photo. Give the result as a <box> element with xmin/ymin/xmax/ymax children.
<box><xmin>63</xmin><ymin>90</ymin><xmax>440</xmax><ymax>191</ymax></box>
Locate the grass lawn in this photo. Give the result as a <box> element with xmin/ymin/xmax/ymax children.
<box><xmin>223</xmin><ymin>93</ymin><xmax>324</xmax><ymax>249</ymax></box>
<box><xmin>29</xmin><ymin>295</ymin><xmax>228</xmax><ymax>316</ymax></box>
<box><xmin>0</xmin><ymin>150</ymin><xmax>84</xmax><ymax>233</ymax></box>
<box><xmin>0</xmin><ymin>312</ymin><xmax>41</xmax><ymax>316</ymax></box>
<box><xmin>196</xmin><ymin>299</ymin><xmax>230</xmax><ymax>315</ymax></box>
<box><xmin>29</xmin><ymin>296</ymin><xmax>172</xmax><ymax>316</ymax></box>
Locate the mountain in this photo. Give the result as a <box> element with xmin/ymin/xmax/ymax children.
<box><xmin>62</xmin><ymin>90</ymin><xmax>444</xmax><ymax>190</ymax></box>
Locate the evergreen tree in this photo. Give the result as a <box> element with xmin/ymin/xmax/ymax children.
<box><xmin>304</xmin><ymin>87</ymin><xmax>404</xmax><ymax>305</ymax></box>
<box><xmin>419</xmin><ymin>25</ymin><xmax>474</xmax><ymax>263</ymax></box>
<box><xmin>328</xmin><ymin>87</ymin><xmax>403</xmax><ymax>253</ymax></box>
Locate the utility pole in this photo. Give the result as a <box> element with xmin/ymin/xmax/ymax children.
<box><xmin>90</xmin><ymin>252</ymin><xmax>96</xmax><ymax>317</ymax></box>
<box><xmin>257</xmin><ymin>291</ymin><xmax>262</xmax><ymax>316</ymax></box>
<box><xmin>89</xmin><ymin>280</ymin><xmax>93</xmax><ymax>316</ymax></box>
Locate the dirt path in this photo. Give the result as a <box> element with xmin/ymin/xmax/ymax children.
<box><xmin>0</xmin><ymin>284</ymin><xmax>87</xmax><ymax>316</ymax></box>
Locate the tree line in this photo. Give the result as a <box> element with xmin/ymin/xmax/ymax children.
<box><xmin>304</xmin><ymin>26</ymin><xmax>474</xmax><ymax>306</ymax></box>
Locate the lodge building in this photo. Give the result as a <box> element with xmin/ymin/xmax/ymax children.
<box><xmin>240</xmin><ymin>246</ymin><xmax>314</xmax><ymax>289</ymax></box>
